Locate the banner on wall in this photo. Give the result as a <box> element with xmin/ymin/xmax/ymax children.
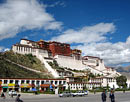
<box><xmin>1</xmin><ymin>84</ymin><xmax>8</xmax><ymax>86</ymax></box>
<box><xmin>8</xmin><ymin>83</ymin><xmax>15</xmax><ymax>87</ymax></box>
<box><xmin>20</xmin><ymin>84</ymin><xmax>31</xmax><ymax>88</ymax></box>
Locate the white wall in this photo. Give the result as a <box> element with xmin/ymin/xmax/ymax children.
<box><xmin>54</xmin><ymin>55</ymin><xmax>107</xmax><ymax>76</ymax></box>
<box><xmin>12</xmin><ymin>45</ymin><xmax>49</xmax><ymax>58</ymax></box>
<box><xmin>96</xmin><ymin>60</ymin><xmax>106</xmax><ymax>71</ymax></box>
<box><xmin>54</xmin><ymin>55</ymin><xmax>85</xmax><ymax>70</ymax></box>
<box><xmin>127</xmin><ymin>79</ymin><xmax>130</xmax><ymax>88</ymax></box>
<box><xmin>108</xmin><ymin>82</ymin><xmax>119</xmax><ymax>89</ymax></box>
<box><xmin>20</xmin><ymin>39</ymin><xmax>34</xmax><ymax>46</ymax></box>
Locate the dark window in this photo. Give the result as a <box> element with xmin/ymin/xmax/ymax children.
<box><xmin>10</xmin><ymin>80</ymin><xmax>13</xmax><ymax>83</ymax></box>
<box><xmin>51</xmin><ymin>81</ymin><xmax>53</xmax><ymax>84</ymax></box>
<box><xmin>4</xmin><ymin>80</ymin><xmax>7</xmax><ymax>84</ymax></box>
<box><xmin>36</xmin><ymin>81</ymin><xmax>39</xmax><ymax>84</ymax></box>
<box><xmin>21</xmin><ymin>80</ymin><xmax>24</xmax><ymax>84</ymax></box>
<box><xmin>63</xmin><ymin>81</ymin><xmax>66</xmax><ymax>84</ymax></box>
<box><xmin>26</xmin><ymin>80</ymin><xmax>30</xmax><ymax>84</ymax></box>
<box><xmin>41</xmin><ymin>81</ymin><xmax>44</xmax><ymax>84</ymax></box>
<box><xmin>32</xmin><ymin>80</ymin><xmax>35</xmax><ymax>84</ymax></box>
<box><xmin>55</xmin><ymin>81</ymin><xmax>57</xmax><ymax>85</ymax></box>
<box><xmin>15</xmin><ymin>80</ymin><xmax>19</xmax><ymax>84</ymax></box>
<box><xmin>59</xmin><ymin>81</ymin><xmax>62</xmax><ymax>85</ymax></box>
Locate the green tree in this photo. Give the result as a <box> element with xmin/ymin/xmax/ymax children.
<box><xmin>116</xmin><ymin>75</ymin><xmax>127</xmax><ymax>89</ymax></box>
<box><xmin>68</xmin><ymin>86</ymin><xmax>71</xmax><ymax>92</ymax></box>
<box><xmin>106</xmin><ymin>83</ymin><xmax>110</xmax><ymax>91</ymax></box>
<box><xmin>83</xmin><ymin>84</ymin><xmax>88</xmax><ymax>90</ymax></box>
<box><xmin>53</xmin><ymin>60</ymin><xmax>59</xmax><ymax>67</ymax></box>
<box><xmin>89</xmin><ymin>73</ymin><xmax>95</xmax><ymax>78</ymax></box>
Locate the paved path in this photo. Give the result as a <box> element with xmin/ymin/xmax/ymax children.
<box><xmin>0</xmin><ymin>91</ymin><xmax>130</xmax><ymax>102</ymax></box>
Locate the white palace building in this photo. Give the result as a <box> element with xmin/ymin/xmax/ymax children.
<box><xmin>4</xmin><ymin>38</ymin><xmax>129</xmax><ymax>92</ymax></box>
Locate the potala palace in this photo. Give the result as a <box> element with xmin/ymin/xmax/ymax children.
<box><xmin>12</xmin><ymin>39</ymin><xmax>120</xmax><ymax>77</ymax></box>
<box><xmin>2</xmin><ymin>38</ymin><xmax>127</xmax><ymax>93</ymax></box>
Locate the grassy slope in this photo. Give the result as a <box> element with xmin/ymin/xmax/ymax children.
<box><xmin>2</xmin><ymin>51</ymin><xmax>46</xmax><ymax>72</ymax></box>
<box><xmin>0</xmin><ymin>51</ymin><xmax>53</xmax><ymax>78</ymax></box>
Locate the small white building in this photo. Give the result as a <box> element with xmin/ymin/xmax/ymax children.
<box><xmin>90</xmin><ymin>76</ymin><xmax>119</xmax><ymax>89</ymax></box>
<box><xmin>0</xmin><ymin>78</ymin><xmax>67</xmax><ymax>93</ymax></box>
<box><xmin>66</xmin><ymin>77</ymin><xmax>101</xmax><ymax>90</ymax></box>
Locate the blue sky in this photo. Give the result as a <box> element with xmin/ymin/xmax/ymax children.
<box><xmin>0</xmin><ymin>0</ymin><xmax>130</xmax><ymax>66</ymax></box>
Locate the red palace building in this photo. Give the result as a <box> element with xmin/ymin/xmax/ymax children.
<box><xmin>37</xmin><ymin>39</ymin><xmax>81</xmax><ymax>58</ymax></box>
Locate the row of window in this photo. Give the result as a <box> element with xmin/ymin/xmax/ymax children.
<box><xmin>91</xmin><ymin>79</ymin><xmax>103</xmax><ymax>83</ymax></box>
<box><xmin>107</xmin><ymin>79</ymin><xmax>115</xmax><ymax>82</ymax></box>
<box><xmin>1</xmin><ymin>80</ymin><xmax>66</xmax><ymax>85</ymax></box>
<box><xmin>15</xmin><ymin>46</ymin><xmax>50</xmax><ymax>55</ymax></box>
<box><xmin>16</xmin><ymin>46</ymin><xmax>35</xmax><ymax>52</ymax></box>
<box><xmin>69</xmin><ymin>83</ymin><xmax>100</xmax><ymax>87</ymax></box>
<box><xmin>69</xmin><ymin>84</ymin><xmax>100</xmax><ymax>89</ymax></box>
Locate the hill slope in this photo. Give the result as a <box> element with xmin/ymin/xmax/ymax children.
<box><xmin>116</xmin><ymin>66</ymin><xmax>130</xmax><ymax>79</ymax></box>
<box><xmin>0</xmin><ymin>51</ymin><xmax>53</xmax><ymax>78</ymax></box>
<box><xmin>116</xmin><ymin>66</ymin><xmax>130</xmax><ymax>73</ymax></box>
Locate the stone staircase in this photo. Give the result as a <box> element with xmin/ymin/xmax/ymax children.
<box><xmin>36</xmin><ymin>54</ymin><xmax>60</xmax><ymax>78</ymax></box>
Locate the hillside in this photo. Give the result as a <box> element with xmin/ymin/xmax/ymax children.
<box><xmin>0</xmin><ymin>51</ymin><xmax>53</xmax><ymax>78</ymax></box>
<box><xmin>116</xmin><ymin>66</ymin><xmax>130</xmax><ymax>73</ymax></box>
<box><xmin>116</xmin><ymin>66</ymin><xmax>130</xmax><ymax>79</ymax></box>
<box><xmin>119</xmin><ymin>72</ymin><xmax>130</xmax><ymax>80</ymax></box>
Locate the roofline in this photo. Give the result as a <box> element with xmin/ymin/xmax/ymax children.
<box><xmin>12</xmin><ymin>44</ymin><xmax>51</xmax><ymax>51</ymax></box>
<box><xmin>0</xmin><ymin>78</ymin><xmax>66</xmax><ymax>80</ymax></box>
<box><xmin>20</xmin><ymin>39</ymin><xmax>35</xmax><ymax>43</ymax></box>
<box><xmin>67</xmin><ymin>82</ymin><xmax>101</xmax><ymax>84</ymax></box>
<box><xmin>49</xmin><ymin>41</ymin><xmax>70</xmax><ymax>46</ymax></box>
<box><xmin>83</xmin><ymin>56</ymin><xmax>100</xmax><ymax>59</ymax></box>
<box><xmin>90</xmin><ymin>76</ymin><xmax>115</xmax><ymax>79</ymax></box>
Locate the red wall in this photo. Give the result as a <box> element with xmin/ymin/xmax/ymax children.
<box><xmin>37</xmin><ymin>40</ymin><xmax>81</xmax><ymax>57</ymax></box>
<box><xmin>49</xmin><ymin>42</ymin><xmax>71</xmax><ymax>56</ymax></box>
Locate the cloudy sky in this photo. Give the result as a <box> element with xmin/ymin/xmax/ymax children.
<box><xmin>0</xmin><ymin>0</ymin><xmax>130</xmax><ymax>66</ymax></box>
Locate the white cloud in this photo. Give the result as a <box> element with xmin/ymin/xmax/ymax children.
<box><xmin>51</xmin><ymin>23</ymin><xmax>130</xmax><ymax>66</ymax></box>
<box><xmin>51</xmin><ymin>23</ymin><xmax>115</xmax><ymax>43</ymax></box>
<box><xmin>0</xmin><ymin>0</ymin><xmax>63</xmax><ymax>40</ymax></box>
<box><xmin>75</xmin><ymin>38</ymin><xmax>130</xmax><ymax>66</ymax></box>
<box><xmin>4</xmin><ymin>48</ymin><xmax>10</xmax><ymax>51</ymax></box>
<box><xmin>0</xmin><ymin>46</ymin><xmax>9</xmax><ymax>52</ymax></box>
<box><xmin>126</xmin><ymin>36</ymin><xmax>130</xmax><ymax>45</ymax></box>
